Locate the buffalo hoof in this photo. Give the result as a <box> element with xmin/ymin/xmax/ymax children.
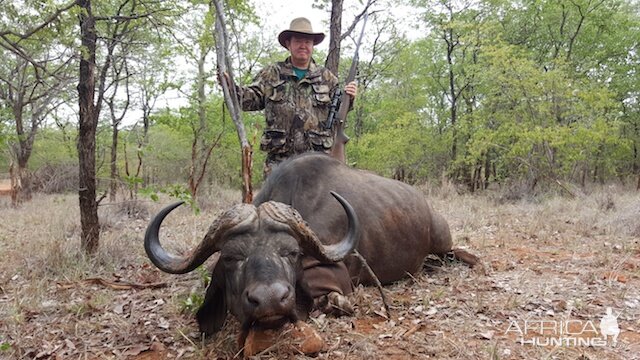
<box><xmin>450</xmin><ymin>248</ymin><xmax>481</xmax><ymax>267</ymax></box>
<box><xmin>314</xmin><ymin>291</ymin><xmax>354</xmax><ymax>316</ymax></box>
<box><xmin>441</xmin><ymin>248</ymin><xmax>485</xmax><ymax>275</ymax></box>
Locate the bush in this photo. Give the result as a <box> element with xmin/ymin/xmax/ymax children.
<box><xmin>31</xmin><ymin>163</ymin><xmax>78</xmax><ymax>193</ymax></box>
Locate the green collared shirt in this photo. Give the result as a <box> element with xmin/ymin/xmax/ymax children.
<box><xmin>292</xmin><ymin>66</ymin><xmax>308</xmax><ymax>80</ymax></box>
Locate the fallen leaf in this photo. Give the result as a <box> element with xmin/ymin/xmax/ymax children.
<box><xmin>64</xmin><ymin>339</ymin><xmax>76</xmax><ymax>350</ymax></box>
<box><xmin>149</xmin><ymin>342</ymin><xmax>166</xmax><ymax>352</ymax></box>
<box><xmin>158</xmin><ymin>317</ymin><xmax>170</xmax><ymax>329</ymax></box>
<box><xmin>123</xmin><ymin>344</ymin><xmax>149</xmax><ymax>356</ymax></box>
<box><xmin>425</xmin><ymin>307</ymin><xmax>438</xmax><ymax>316</ymax></box>
<box><xmin>602</xmin><ymin>271</ymin><xmax>628</xmax><ymax>283</ymax></box>
<box><xmin>114</xmin><ymin>302</ymin><xmax>125</xmax><ymax>315</ymax></box>
<box><xmin>477</xmin><ymin>330</ymin><xmax>495</xmax><ymax>340</ymax></box>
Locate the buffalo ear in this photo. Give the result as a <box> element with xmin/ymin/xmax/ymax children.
<box><xmin>196</xmin><ymin>263</ymin><xmax>227</xmax><ymax>336</ymax></box>
<box><xmin>295</xmin><ymin>278</ymin><xmax>314</xmax><ymax>320</ymax></box>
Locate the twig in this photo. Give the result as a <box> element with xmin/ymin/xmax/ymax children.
<box><xmin>402</xmin><ymin>322</ymin><xmax>423</xmax><ymax>338</ymax></box>
<box><xmin>404</xmin><ymin>271</ymin><xmax>419</xmax><ymax>283</ymax></box>
<box><xmin>177</xmin><ymin>328</ymin><xmax>198</xmax><ymax>348</ymax></box>
<box><xmin>352</xmin><ymin>250</ymin><xmax>391</xmax><ymax>318</ymax></box>
<box><xmin>96</xmin><ymin>190</ymin><xmax>108</xmax><ymax>205</ymax></box>
<box><xmin>57</xmin><ymin>277</ymin><xmax>167</xmax><ymax>290</ymax></box>
<box><xmin>339</xmin><ymin>0</ymin><xmax>378</xmax><ymax>42</ymax></box>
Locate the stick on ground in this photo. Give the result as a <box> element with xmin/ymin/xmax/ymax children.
<box><xmin>353</xmin><ymin>250</ymin><xmax>391</xmax><ymax>318</ymax></box>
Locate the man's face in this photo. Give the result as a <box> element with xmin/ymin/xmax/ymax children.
<box><xmin>287</xmin><ymin>35</ymin><xmax>314</xmax><ymax>67</ymax></box>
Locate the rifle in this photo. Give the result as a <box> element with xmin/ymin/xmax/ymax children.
<box><xmin>324</xmin><ymin>89</ymin><xmax>342</xmax><ymax>131</ymax></box>
<box><xmin>329</xmin><ymin>13</ymin><xmax>369</xmax><ymax>163</ymax></box>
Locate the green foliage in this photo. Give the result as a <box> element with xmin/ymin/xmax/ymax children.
<box><xmin>162</xmin><ymin>184</ymin><xmax>199</xmax><ymax>213</ymax></box>
<box><xmin>348</xmin><ymin>38</ymin><xmax>453</xmax><ymax>182</ymax></box>
<box><xmin>140</xmin><ymin>183</ymin><xmax>199</xmax><ymax>214</ymax></box>
<box><xmin>179</xmin><ymin>265</ymin><xmax>211</xmax><ymax>314</ymax></box>
<box><xmin>138</xmin><ymin>186</ymin><xmax>159</xmax><ymax>202</ymax></box>
<box><xmin>31</xmin><ymin>127</ymin><xmax>78</xmax><ymax>169</ymax></box>
<box><xmin>391</xmin><ymin>0</ymin><xmax>640</xmax><ymax>188</ymax></box>
<box><xmin>180</xmin><ymin>292</ymin><xmax>205</xmax><ymax>315</ymax></box>
<box><xmin>0</xmin><ymin>0</ymin><xmax>76</xmax><ymax>178</ymax></box>
<box><xmin>122</xmin><ymin>174</ymin><xmax>144</xmax><ymax>190</ymax></box>
<box><xmin>352</xmin><ymin>112</ymin><xmax>449</xmax><ymax>181</ymax></box>
<box><xmin>454</xmin><ymin>38</ymin><xmax>629</xmax><ymax>184</ymax></box>
<box><xmin>147</xmin><ymin>96</ymin><xmax>266</xmax><ymax>189</ymax></box>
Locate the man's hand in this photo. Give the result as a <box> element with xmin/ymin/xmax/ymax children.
<box><xmin>218</xmin><ymin>71</ymin><xmax>232</xmax><ymax>89</ymax></box>
<box><xmin>344</xmin><ymin>81</ymin><xmax>357</xmax><ymax>99</ymax></box>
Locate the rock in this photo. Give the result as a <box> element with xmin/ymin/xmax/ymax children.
<box><xmin>552</xmin><ymin>299</ymin><xmax>567</xmax><ymax>312</ymax></box>
<box><xmin>242</xmin><ymin>327</ymin><xmax>279</xmax><ymax>356</ymax></box>
<box><xmin>242</xmin><ymin>321</ymin><xmax>325</xmax><ymax>357</ymax></box>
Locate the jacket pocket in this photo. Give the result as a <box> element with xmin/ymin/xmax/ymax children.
<box><xmin>311</xmin><ymin>84</ymin><xmax>331</xmax><ymax>104</ymax></box>
<box><xmin>307</xmin><ymin>130</ymin><xmax>334</xmax><ymax>152</ymax></box>
<box><xmin>268</xmin><ymin>80</ymin><xmax>287</xmax><ymax>102</ymax></box>
<box><xmin>260</xmin><ymin>129</ymin><xmax>288</xmax><ymax>153</ymax></box>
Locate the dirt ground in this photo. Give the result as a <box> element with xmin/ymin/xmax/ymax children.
<box><xmin>0</xmin><ymin>179</ymin><xmax>11</xmax><ymax>196</ymax></box>
<box><xmin>0</xmin><ymin>185</ymin><xmax>638</xmax><ymax>359</ymax></box>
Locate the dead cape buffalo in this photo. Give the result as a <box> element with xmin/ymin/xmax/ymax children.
<box><xmin>144</xmin><ymin>152</ymin><xmax>476</xmax><ymax>336</ymax></box>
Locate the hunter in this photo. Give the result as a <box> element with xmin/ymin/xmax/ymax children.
<box><xmin>223</xmin><ymin>17</ymin><xmax>357</xmax><ymax>177</ymax></box>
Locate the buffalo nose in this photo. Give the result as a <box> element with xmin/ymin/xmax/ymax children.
<box><xmin>244</xmin><ymin>282</ymin><xmax>294</xmax><ymax>315</ymax></box>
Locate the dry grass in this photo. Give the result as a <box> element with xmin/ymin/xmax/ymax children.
<box><xmin>0</xmin><ymin>185</ymin><xmax>639</xmax><ymax>359</ymax></box>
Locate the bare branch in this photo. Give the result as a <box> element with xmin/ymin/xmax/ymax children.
<box><xmin>0</xmin><ymin>35</ymin><xmax>51</xmax><ymax>74</ymax></box>
<box><xmin>94</xmin><ymin>8</ymin><xmax>173</xmax><ymax>22</ymax></box>
<box><xmin>0</xmin><ymin>0</ymin><xmax>78</xmax><ymax>40</ymax></box>
<box><xmin>212</xmin><ymin>0</ymin><xmax>253</xmax><ymax>203</ymax></box>
<box><xmin>339</xmin><ymin>0</ymin><xmax>379</xmax><ymax>43</ymax></box>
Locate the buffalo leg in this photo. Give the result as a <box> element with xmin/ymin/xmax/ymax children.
<box><xmin>430</xmin><ymin>212</ymin><xmax>453</xmax><ymax>255</ymax></box>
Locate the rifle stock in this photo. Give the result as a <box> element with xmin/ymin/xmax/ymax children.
<box><xmin>329</xmin><ymin>13</ymin><xmax>368</xmax><ymax>164</ymax></box>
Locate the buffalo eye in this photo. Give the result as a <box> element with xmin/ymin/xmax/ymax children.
<box><xmin>221</xmin><ymin>254</ymin><xmax>244</xmax><ymax>265</ymax></box>
<box><xmin>285</xmin><ymin>249</ymin><xmax>301</xmax><ymax>260</ymax></box>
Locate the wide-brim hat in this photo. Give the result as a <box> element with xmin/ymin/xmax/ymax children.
<box><xmin>278</xmin><ymin>17</ymin><xmax>325</xmax><ymax>48</ymax></box>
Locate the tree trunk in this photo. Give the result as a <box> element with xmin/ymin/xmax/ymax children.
<box><xmin>446</xmin><ymin>28</ymin><xmax>458</xmax><ymax>163</ymax></box>
<box><xmin>109</xmin><ymin>124</ymin><xmax>118</xmax><ymax>202</ymax></box>
<box><xmin>188</xmin><ymin>49</ymin><xmax>209</xmax><ymax>199</ymax></box>
<box><xmin>9</xmin><ymin>152</ymin><xmax>33</xmax><ymax>206</ymax></box>
<box><xmin>9</xmin><ymin>161</ymin><xmax>20</xmax><ymax>206</ymax></box>
<box><xmin>77</xmin><ymin>0</ymin><xmax>100</xmax><ymax>254</ymax></box>
<box><xmin>471</xmin><ymin>164</ymin><xmax>481</xmax><ymax>193</ymax></box>
<box><xmin>325</xmin><ymin>0</ymin><xmax>343</xmax><ymax>75</ymax></box>
<box><xmin>14</xmin><ymin>165</ymin><xmax>31</xmax><ymax>204</ymax></box>
<box><xmin>241</xmin><ymin>145</ymin><xmax>253</xmax><ymax>202</ymax></box>
<box><xmin>107</xmin><ymin>62</ymin><xmax>129</xmax><ymax>202</ymax></box>
<box><xmin>11</xmin><ymin>105</ymin><xmax>35</xmax><ymax>204</ymax></box>
<box><xmin>634</xmin><ymin>137</ymin><xmax>639</xmax><ymax>174</ymax></box>
<box><xmin>141</xmin><ymin>96</ymin><xmax>151</xmax><ymax>187</ymax></box>
<box><xmin>212</xmin><ymin>0</ymin><xmax>253</xmax><ymax>203</ymax></box>
<box><xmin>483</xmin><ymin>152</ymin><xmax>490</xmax><ymax>189</ymax></box>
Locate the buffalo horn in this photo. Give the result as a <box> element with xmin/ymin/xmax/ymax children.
<box><xmin>144</xmin><ymin>202</ymin><xmax>258</xmax><ymax>274</ymax></box>
<box><xmin>261</xmin><ymin>192</ymin><xmax>361</xmax><ymax>262</ymax></box>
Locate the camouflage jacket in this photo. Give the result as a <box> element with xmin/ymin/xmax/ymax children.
<box><xmin>239</xmin><ymin>57</ymin><xmax>339</xmax><ymax>158</ymax></box>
